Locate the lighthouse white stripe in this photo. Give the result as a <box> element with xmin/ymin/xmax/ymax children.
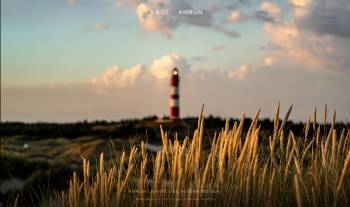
<box><xmin>170</xmin><ymin>99</ymin><xmax>179</xmax><ymax>107</ymax></box>
<box><xmin>170</xmin><ymin>86</ymin><xmax>179</xmax><ymax>95</ymax></box>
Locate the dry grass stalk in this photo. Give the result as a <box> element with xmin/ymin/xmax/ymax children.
<box><xmin>337</xmin><ymin>149</ymin><xmax>350</xmax><ymax>195</ymax></box>
<box><xmin>294</xmin><ymin>174</ymin><xmax>303</xmax><ymax>207</ymax></box>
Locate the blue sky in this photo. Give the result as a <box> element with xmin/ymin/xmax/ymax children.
<box><xmin>2</xmin><ymin>0</ymin><xmax>268</xmax><ymax>85</ymax></box>
<box><xmin>1</xmin><ymin>0</ymin><xmax>350</xmax><ymax>122</ymax></box>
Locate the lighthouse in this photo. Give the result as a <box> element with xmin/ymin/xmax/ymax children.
<box><xmin>170</xmin><ymin>68</ymin><xmax>179</xmax><ymax>120</ymax></box>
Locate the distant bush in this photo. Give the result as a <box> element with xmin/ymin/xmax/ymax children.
<box><xmin>0</xmin><ymin>152</ymin><xmax>50</xmax><ymax>179</ymax></box>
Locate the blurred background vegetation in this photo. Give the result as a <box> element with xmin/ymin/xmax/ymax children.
<box><xmin>1</xmin><ymin>115</ymin><xmax>348</xmax><ymax>206</ymax></box>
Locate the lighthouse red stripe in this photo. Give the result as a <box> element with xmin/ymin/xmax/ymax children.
<box><xmin>170</xmin><ymin>107</ymin><xmax>179</xmax><ymax>119</ymax></box>
<box><xmin>171</xmin><ymin>76</ymin><xmax>179</xmax><ymax>86</ymax></box>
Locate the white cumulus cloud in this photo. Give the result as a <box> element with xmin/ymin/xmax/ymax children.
<box><xmin>227</xmin><ymin>10</ymin><xmax>241</xmax><ymax>23</ymax></box>
<box><xmin>91</xmin><ymin>54</ymin><xmax>191</xmax><ymax>92</ymax></box>
<box><xmin>263</xmin><ymin>22</ymin><xmax>334</xmax><ymax>69</ymax></box>
<box><xmin>136</xmin><ymin>2</ymin><xmax>175</xmax><ymax>36</ymax></box>
<box><xmin>150</xmin><ymin>54</ymin><xmax>190</xmax><ymax>79</ymax></box>
<box><xmin>92</xmin><ymin>64</ymin><xmax>146</xmax><ymax>89</ymax></box>
<box><xmin>260</xmin><ymin>2</ymin><xmax>281</xmax><ymax>20</ymax></box>
<box><xmin>263</xmin><ymin>56</ymin><xmax>278</xmax><ymax>66</ymax></box>
<box><xmin>228</xmin><ymin>64</ymin><xmax>251</xmax><ymax>80</ymax></box>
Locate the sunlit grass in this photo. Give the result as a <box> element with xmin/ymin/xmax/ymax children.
<box><xmin>60</xmin><ymin>104</ymin><xmax>350</xmax><ymax>206</ymax></box>
<box><xmin>11</xmin><ymin>104</ymin><xmax>350</xmax><ymax>207</ymax></box>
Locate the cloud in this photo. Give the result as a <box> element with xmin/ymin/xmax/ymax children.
<box><xmin>263</xmin><ymin>22</ymin><xmax>331</xmax><ymax>69</ymax></box>
<box><xmin>150</xmin><ymin>54</ymin><xmax>190</xmax><ymax>79</ymax></box>
<box><xmin>67</xmin><ymin>0</ymin><xmax>77</xmax><ymax>6</ymax></box>
<box><xmin>119</xmin><ymin>0</ymin><xmax>350</xmax><ymax>40</ymax></box>
<box><xmin>3</xmin><ymin>63</ymin><xmax>350</xmax><ymax>122</ymax></box>
<box><xmin>226</xmin><ymin>2</ymin><xmax>281</xmax><ymax>24</ymax></box>
<box><xmin>228</xmin><ymin>64</ymin><xmax>251</xmax><ymax>80</ymax></box>
<box><xmin>213</xmin><ymin>26</ymin><xmax>240</xmax><ymax>37</ymax></box>
<box><xmin>290</xmin><ymin>0</ymin><xmax>312</xmax><ymax>18</ymax></box>
<box><xmin>259</xmin><ymin>42</ymin><xmax>283</xmax><ymax>51</ymax></box>
<box><xmin>116</xmin><ymin>0</ymin><xmax>143</xmax><ymax>7</ymax></box>
<box><xmin>255</xmin><ymin>0</ymin><xmax>350</xmax><ymax>75</ymax></box>
<box><xmin>253</xmin><ymin>10</ymin><xmax>275</xmax><ymax>22</ymax></box>
<box><xmin>91</xmin><ymin>54</ymin><xmax>191</xmax><ymax>92</ymax></box>
<box><xmin>90</xmin><ymin>53</ymin><xmax>253</xmax><ymax>95</ymax></box>
<box><xmin>211</xmin><ymin>44</ymin><xmax>226</xmax><ymax>51</ymax></box>
<box><xmin>95</xmin><ymin>22</ymin><xmax>110</xmax><ymax>30</ymax></box>
<box><xmin>91</xmin><ymin>64</ymin><xmax>146</xmax><ymax>89</ymax></box>
<box><xmin>227</xmin><ymin>10</ymin><xmax>241</xmax><ymax>23</ymax></box>
<box><xmin>263</xmin><ymin>56</ymin><xmax>277</xmax><ymax>66</ymax></box>
<box><xmin>259</xmin><ymin>2</ymin><xmax>281</xmax><ymax>20</ymax></box>
<box><xmin>295</xmin><ymin>0</ymin><xmax>350</xmax><ymax>38</ymax></box>
<box><xmin>135</xmin><ymin>2</ymin><xmax>175</xmax><ymax>36</ymax></box>
<box><xmin>120</xmin><ymin>0</ymin><xmax>239</xmax><ymax>38</ymax></box>
<box><xmin>191</xmin><ymin>56</ymin><xmax>204</xmax><ymax>61</ymax></box>
<box><xmin>3</xmin><ymin>0</ymin><xmax>350</xmax><ymax>122</ymax></box>
<box><xmin>134</xmin><ymin>1</ymin><xmax>213</xmax><ymax>37</ymax></box>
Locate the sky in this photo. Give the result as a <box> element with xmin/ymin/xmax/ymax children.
<box><xmin>1</xmin><ymin>0</ymin><xmax>350</xmax><ymax>122</ymax></box>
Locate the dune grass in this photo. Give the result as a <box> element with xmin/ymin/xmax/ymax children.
<box><xmin>12</xmin><ymin>104</ymin><xmax>350</xmax><ymax>206</ymax></box>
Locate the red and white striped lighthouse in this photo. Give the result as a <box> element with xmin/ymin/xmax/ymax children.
<box><xmin>170</xmin><ymin>68</ymin><xmax>179</xmax><ymax>120</ymax></box>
